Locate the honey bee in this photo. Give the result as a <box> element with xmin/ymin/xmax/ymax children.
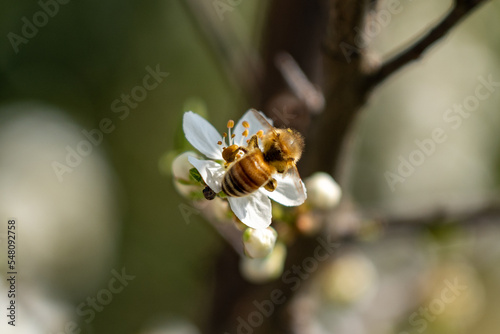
<box><xmin>205</xmin><ymin>109</ymin><xmax>306</xmax><ymax>201</ymax></box>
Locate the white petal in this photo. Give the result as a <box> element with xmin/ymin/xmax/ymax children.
<box><xmin>183</xmin><ymin>111</ymin><xmax>222</xmax><ymax>160</ymax></box>
<box><xmin>187</xmin><ymin>156</ymin><xmax>224</xmax><ymax>193</ymax></box>
<box><xmin>227</xmin><ymin>192</ymin><xmax>272</xmax><ymax>229</ymax></box>
<box><xmin>234</xmin><ymin>109</ymin><xmax>274</xmax><ymax>143</ymax></box>
<box><xmin>262</xmin><ymin>173</ymin><xmax>307</xmax><ymax>206</ymax></box>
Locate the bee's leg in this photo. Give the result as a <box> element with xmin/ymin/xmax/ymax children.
<box><xmin>222</xmin><ymin>145</ymin><xmax>248</xmax><ymax>163</ymax></box>
<box><xmin>203</xmin><ymin>186</ymin><xmax>217</xmax><ymax>200</ymax></box>
<box><xmin>264</xmin><ymin>178</ymin><xmax>277</xmax><ymax>192</ymax></box>
<box><xmin>247</xmin><ymin>135</ymin><xmax>260</xmax><ymax>150</ymax></box>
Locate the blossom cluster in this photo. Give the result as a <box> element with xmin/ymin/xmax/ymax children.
<box><xmin>170</xmin><ymin>109</ymin><xmax>342</xmax><ymax>282</ymax></box>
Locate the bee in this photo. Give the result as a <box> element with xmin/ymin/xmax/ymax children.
<box><xmin>206</xmin><ymin>109</ymin><xmax>306</xmax><ymax>201</ymax></box>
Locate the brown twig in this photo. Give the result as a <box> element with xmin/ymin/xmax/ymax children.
<box><xmin>302</xmin><ymin>0</ymin><xmax>490</xmax><ymax>179</ymax></box>
<box><xmin>366</xmin><ymin>0</ymin><xmax>490</xmax><ymax>90</ymax></box>
<box><xmin>274</xmin><ymin>52</ymin><xmax>325</xmax><ymax>114</ymax></box>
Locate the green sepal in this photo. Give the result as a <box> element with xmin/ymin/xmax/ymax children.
<box><xmin>176</xmin><ymin>178</ymin><xmax>198</xmax><ymax>186</ymax></box>
<box><xmin>189</xmin><ymin>168</ymin><xmax>203</xmax><ymax>183</ymax></box>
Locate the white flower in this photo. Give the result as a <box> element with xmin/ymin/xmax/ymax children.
<box><xmin>243</xmin><ymin>227</ymin><xmax>277</xmax><ymax>258</ymax></box>
<box><xmin>320</xmin><ymin>252</ymin><xmax>377</xmax><ymax>304</ymax></box>
<box><xmin>240</xmin><ymin>242</ymin><xmax>287</xmax><ymax>283</ymax></box>
<box><xmin>171</xmin><ymin>151</ymin><xmax>201</xmax><ymax>198</ymax></box>
<box><xmin>172</xmin><ymin>151</ymin><xmax>198</xmax><ymax>180</ymax></box>
<box><xmin>182</xmin><ymin>109</ymin><xmax>306</xmax><ymax>229</ymax></box>
<box><xmin>304</xmin><ymin>172</ymin><xmax>342</xmax><ymax>209</ymax></box>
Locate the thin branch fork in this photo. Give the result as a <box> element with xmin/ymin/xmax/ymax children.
<box><xmin>304</xmin><ymin>0</ymin><xmax>490</xmax><ymax>178</ymax></box>
<box><xmin>366</xmin><ymin>0</ymin><xmax>490</xmax><ymax>90</ymax></box>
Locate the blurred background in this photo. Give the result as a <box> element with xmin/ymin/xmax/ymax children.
<box><xmin>0</xmin><ymin>0</ymin><xmax>500</xmax><ymax>333</ymax></box>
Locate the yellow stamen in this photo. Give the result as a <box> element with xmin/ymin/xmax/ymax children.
<box><xmin>217</xmin><ymin>141</ymin><xmax>222</xmax><ymax>145</ymax></box>
<box><xmin>242</xmin><ymin>129</ymin><xmax>249</xmax><ymax>137</ymax></box>
<box><xmin>223</xmin><ymin>132</ymin><xmax>227</xmax><ymax>138</ymax></box>
<box><xmin>242</xmin><ymin>121</ymin><xmax>250</xmax><ymax>128</ymax></box>
<box><xmin>227</xmin><ymin>120</ymin><xmax>235</xmax><ymax>128</ymax></box>
<box><xmin>256</xmin><ymin>130</ymin><xmax>264</xmax><ymax>138</ymax></box>
<box><xmin>231</xmin><ymin>134</ymin><xmax>235</xmax><ymax>139</ymax></box>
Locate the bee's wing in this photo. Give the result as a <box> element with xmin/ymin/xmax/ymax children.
<box><xmin>285</xmin><ymin>165</ymin><xmax>307</xmax><ymax>204</ymax></box>
<box><xmin>250</xmin><ymin>109</ymin><xmax>274</xmax><ymax>133</ymax></box>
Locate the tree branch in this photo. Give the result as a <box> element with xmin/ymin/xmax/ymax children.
<box><xmin>366</xmin><ymin>0</ymin><xmax>490</xmax><ymax>90</ymax></box>
<box><xmin>301</xmin><ymin>0</ymin><xmax>372</xmax><ymax>178</ymax></box>
<box><xmin>201</xmin><ymin>0</ymin><xmax>494</xmax><ymax>333</ymax></box>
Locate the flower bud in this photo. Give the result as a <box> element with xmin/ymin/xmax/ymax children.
<box><xmin>304</xmin><ymin>172</ymin><xmax>342</xmax><ymax>209</ymax></box>
<box><xmin>172</xmin><ymin>151</ymin><xmax>201</xmax><ymax>198</ymax></box>
<box><xmin>240</xmin><ymin>242</ymin><xmax>286</xmax><ymax>284</ymax></box>
<box><xmin>243</xmin><ymin>227</ymin><xmax>277</xmax><ymax>258</ymax></box>
<box><xmin>172</xmin><ymin>151</ymin><xmax>198</xmax><ymax>180</ymax></box>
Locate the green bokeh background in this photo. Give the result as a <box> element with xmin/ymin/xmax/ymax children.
<box><xmin>1</xmin><ymin>1</ymin><xmax>259</xmax><ymax>332</ymax></box>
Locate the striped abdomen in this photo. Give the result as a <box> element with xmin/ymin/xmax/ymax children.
<box><xmin>222</xmin><ymin>151</ymin><xmax>272</xmax><ymax>197</ymax></box>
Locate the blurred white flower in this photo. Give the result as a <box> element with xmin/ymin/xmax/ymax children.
<box><xmin>172</xmin><ymin>151</ymin><xmax>198</xmax><ymax>180</ymax></box>
<box><xmin>182</xmin><ymin>109</ymin><xmax>305</xmax><ymax>229</ymax></box>
<box><xmin>243</xmin><ymin>227</ymin><xmax>278</xmax><ymax>258</ymax></box>
<box><xmin>240</xmin><ymin>242</ymin><xmax>287</xmax><ymax>283</ymax></box>
<box><xmin>0</xmin><ymin>282</ymin><xmax>75</xmax><ymax>334</ymax></box>
<box><xmin>320</xmin><ymin>252</ymin><xmax>377</xmax><ymax>305</ymax></box>
<box><xmin>0</xmin><ymin>103</ymin><xmax>119</xmax><ymax>332</ymax></box>
<box><xmin>171</xmin><ymin>151</ymin><xmax>202</xmax><ymax>198</ymax></box>
<box><xmin>304</xmin><ymin>172</ymin><xmax>342</xmax><ymax>209</ymax></box>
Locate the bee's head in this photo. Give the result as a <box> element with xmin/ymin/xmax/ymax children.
<box><xmin>262</xmin><ymin>128</ymin><xmax>304</xmax><ymax>173</ymax></box>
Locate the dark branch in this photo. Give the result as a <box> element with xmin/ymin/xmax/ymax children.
<box><xmin>366</xmin><ymin>0</ymin><xmax>490</xmax><ymax>89</ymax></box>
<box><xmin>383</xmin><ymin>202</ymin><xmax>500</xmax><ymax>229</ymax></box>
<box><xmin>301</xmin><ymin>0</ymin><xmax>372</xmax><ymax>177</ymax></box>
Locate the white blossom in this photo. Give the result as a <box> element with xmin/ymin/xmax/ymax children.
<box><xmin>240</xmin><ymin>242</ymin><xmax>287</xmax><ymax>283</ymax></box>
<box><xmin>243</xmin><ymin>227</ymin><xmax>277</xmax><ymax>258</ymax></box>
<box><xmin>304</xmin><ymin>172</ymin><xmax>342</xmax><ymax>209</ymax></box>
<box><xmin>182</xmin><ymin>109</ymin><xmax>306</xmax><ymax>229</ymax></box>
<box><xmin>172</xmin><ymin>151</ymin><xmax>198</xmax><ymax>181</ymax></box>
<box><xmin>171</xmin><ymin>151</ymin><xmax>202</xmax><ymax>198</ymax></box>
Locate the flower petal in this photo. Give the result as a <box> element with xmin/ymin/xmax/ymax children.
<box><xmin>183</xmin><ymin>111</ymin><xmax>222</xmax><ymax>159</ymax></box>
<box><xmin>187</xmin><ymin>156</ymin><xmax>224</xmax><ymax>193</ymax></box>
<box><xmin>234</xmin><ymin>109</ymin><xmax>274</xmax><ymax>144</ymax></box>
<box><xmin>261</xmin><ymin>173</ymin><xmax>307</xmax><ymax>206</ymax></box>
<box><xmin>227</xmin><ymin>192</ymin><xmax>272</xmax><ymax>229</ymax></box>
